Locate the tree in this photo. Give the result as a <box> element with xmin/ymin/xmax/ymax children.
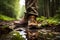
<box><xmin>25</xmin><ymin>0</ymin><xmax>38</xmax><ymax>17</ymax></box>
<box><xmin>0</xmin><ymin>0</ymin><xmax>26</xmax><ymax>21</ymax></box>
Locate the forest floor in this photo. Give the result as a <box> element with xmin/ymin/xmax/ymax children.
<box><xmin>0</xmin><ymin>21</ymin><xmax>60</xmax><ymax>40</ymax></box>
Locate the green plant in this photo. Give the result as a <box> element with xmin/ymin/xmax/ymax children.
<box><xmin>0</xmin><ymin>0</ymin><xmax>25</xmax><ymax>20</ymax></box>
<box><xmin>0</xmin><ymin>14</ymin><xmax>16</xmax><ymax>21</ymax></box>
<box><xmin>47</xmin><ymin>17</ymin><xmax>59</xmax><ymax>25</ymax></box>
<box><xmin>0</xmin><ymin>31</ymin><xmax>25</xmax><ymax>40</ymax></box>
<box><xmin>36</xmin><ymin>16</ymin><xmax>60</xmax><ymax>26</ymax></box>
<box><xmin>36</xmin><ymin>16</ymin><xmax>47</xmax><ymax>22</ymax></box>
<box><xmin>10</xmin><ymin>31</ymin><xmax>25</xmax><ymax>40</ymax></box>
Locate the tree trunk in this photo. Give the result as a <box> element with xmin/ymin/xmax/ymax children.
<box><xmin>44</xmin><ymin>0</ymin><xmax>50</xmax><ymax>17</ymax></box>
<box><xmin>50</xmin><ymin>0</ymin><xmax>56</xmax><ymax>17</ymax></box>
<box><xmin>25</xmin><ymin>0</ymin><xmax>38</xmax><ymax>18</ymax></box>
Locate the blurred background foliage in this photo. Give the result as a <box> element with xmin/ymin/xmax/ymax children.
<box><xmin>37</xmin><ymin>0</ymin><xmax>60</xmax><ymax>26</ymax></box>
<box><xmin>0</xmin><ymin>0</ymin><xmax>60</xmax><ymax>21</ymax></box>
<box><xmin>38</xmin><ymin>0</ymin><xmax>60</xmax><ymax>17</ymax></box>
<box><xmin>36</xmin><ymin>16</ymin><xmax>60</xmax><ymax>26</ymax></box>
<box><xmin>0</xmin><ymin>0</ymin><xmax>25</xmax><ymax>21</ymax></box>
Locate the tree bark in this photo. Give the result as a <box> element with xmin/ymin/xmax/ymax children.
<box><xmin>43</xmin><ymin>0</ymin><xmax>50</xmax><ymax>17</ymax></box>
<box><xmin>25</xmin><ymin>0</ymin><xmax>38</xmax><ymax>17</ymax></box>
<box><xmin>50</xmin><ymin>0</ymin><xmax>56</xmax><ymax>17</ymax></box>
